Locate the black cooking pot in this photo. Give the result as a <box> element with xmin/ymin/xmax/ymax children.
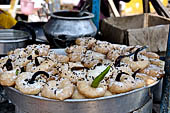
<box><xmin>43</xmin><ymin>10</ymin><xmax>97</xmax><ymax>48</ymax></box>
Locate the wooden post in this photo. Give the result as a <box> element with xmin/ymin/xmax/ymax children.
<box><xmin>92</xmin><ymin>0</ymin><xmax>101</xmax><ymax>30</ymax></box>
<box><xmin>142</xmin><ymin>0</ymin><xmax>150</xmax><ymax>13</ymax></box>
<box><xmin>160</xmin><ymin>25</ymin><xmax>170</xmax><ymax>113</ymax></box>
<box><xmin>143</xmin><ymin>13</ymin><xmax>149</xmax><ymax>28</ymax></box>
<box><xmin>108</xmin><ymin>0</ymin><xmax>120</xmax><ymax>17</ymax></box>
<box><xmin>8</xmin><ymin>0</ymin><xmax>19</xmax><ymax>18</ymax></box>
<box><xmin>150</xmin><ymin>0</ymin><xmax>170</xmax><ymax>18</ymax></box>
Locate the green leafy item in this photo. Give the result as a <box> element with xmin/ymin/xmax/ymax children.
<box><xmin>16</xmin><ymin>69</ymin><xmax>19</xmax><ymax>76</ymax></box>
<box><xmin>91</xmin><ymin>65</ymin><xmax>111</xmax><ymax>88</ymax></box>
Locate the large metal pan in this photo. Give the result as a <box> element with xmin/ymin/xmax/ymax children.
<box><xmin>3</xmin><ymin>49</ymin><xmax>160</xmax><ymax>113</ymax></box>
<box><xmin>4</xmin><ymin>81</ymin><xmax>159</xmax><ymax>113</ymax></box>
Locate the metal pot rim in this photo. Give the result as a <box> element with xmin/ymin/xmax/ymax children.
<box><xmin>7</xmin><ymin>80</ymin><xmax>159</xmax><ymax>102</ymax></box>
<box><xmin>0</xmin><ymin>39</ymin><xmax>28</xmax><ymax>43</ymax></box>
<box><xmin>0</xmin><ymin>29</ymin><xmax>30</xmax><ymax>40</ymax></box>
<box><xmin>50</xmin><ymin>10</ymin><xmax>94</xmax><ymax>20</ymax></box>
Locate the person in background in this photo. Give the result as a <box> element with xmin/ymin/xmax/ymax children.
<box><xmin>0</xmin><ymin>9</ymin><xmax>17</xmax><ymax>29</ymax></box>
<box><xmin>75</xmin><ymin>0</ymin><xmax>131</xmax><ymax>19</ymax></box>
<box><xmin>101</xmin><ymin>0</ymin><xmax>131</xmax><ymax>19</ymax></box>
<box><xmin>0</xmin><ymin>0</ymin><xmax>10</xmax><ymax>4</ymax></box>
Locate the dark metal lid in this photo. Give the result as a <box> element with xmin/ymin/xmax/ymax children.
<box><xmin>0</xmin><ymin>29</ymin><xmax>30</xmax><ymax>42</ymax></box>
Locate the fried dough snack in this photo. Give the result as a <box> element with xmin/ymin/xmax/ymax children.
<box><xmin>41</xmin><ymin>78</ymin><xmax>74</xmax><ymax>100</ymax></box>
<box><xmin>0</xmin><ymin>38</ymin><xmax>164</xmax><ymax>100</ymax></box>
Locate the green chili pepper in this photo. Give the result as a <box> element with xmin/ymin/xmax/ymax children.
<box><xmin>91</xmin><ymin>65</ymin><xmax>111</xmax><ymax>88</ymax></box>
<box><xmin>16</xmin><ymin>69</ymin><xmax>19</xmax><ymax>76</ymax></box>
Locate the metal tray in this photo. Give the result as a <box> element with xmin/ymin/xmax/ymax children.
<box><xmin>4</xmin><ymin>81</ymin><xmax>159</xmax><ymax>113</ymax></box>
<box><xmin>3</xmin><ymin>49</ymin><xmax>160</xmax><ymax>113</ymax></box>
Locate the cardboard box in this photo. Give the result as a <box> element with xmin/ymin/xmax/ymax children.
<box><xmin>101</xmin><ymin>13</ymin><xmax>170</xmax><ymax>52</ymax></box>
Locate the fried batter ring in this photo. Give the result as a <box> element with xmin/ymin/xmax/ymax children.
<box><xmin>77</xmin><ymin>81</ymin><xmax>107</xmax><ymax>98</ymax></box>
<box><xmin>41</xmin><ymin>78</ymin><xmax>74</xmax><ymax>100</ymax></box>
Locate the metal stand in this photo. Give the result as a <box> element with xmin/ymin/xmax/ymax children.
<box><xmin>160</xmin><ymin>25</ymin><xmax>170</xmax><ymax>113</ymax></box>
<box><xmin>133</xmin><ymin>97</ymin><xmax>153</xmax><ymax>113</ymax></box>
<box><xmin>14</xmin><ymin>97</ymin><xmax>153</xmax><ymax>113</ymax></box>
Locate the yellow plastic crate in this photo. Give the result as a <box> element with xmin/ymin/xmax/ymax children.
<box><xmin>120</xmin><ymin>0</ymin><xmax>168</xmax><ymax>16</ymax></box>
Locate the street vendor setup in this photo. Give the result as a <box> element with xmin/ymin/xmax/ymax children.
<box><xmin>0</xmin><ymin>0</ymin><xmax>170</xmax><ymax>113</ymax></box>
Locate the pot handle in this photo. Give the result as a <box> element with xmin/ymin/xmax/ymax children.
<box><xmin>11</xmin><ymin>21</ymin><xmax>36</xmax><ymax>43</ymax></box>
<box><xmin>52</xmin><ymin>37</ymin><xmax>61</xmax><ymax>48</ymax></box>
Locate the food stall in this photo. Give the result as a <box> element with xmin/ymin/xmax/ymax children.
<box><xmin>0</xmin><ymin>0</ymin><xmax>169</xmax><ymax>113</ymax></box>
